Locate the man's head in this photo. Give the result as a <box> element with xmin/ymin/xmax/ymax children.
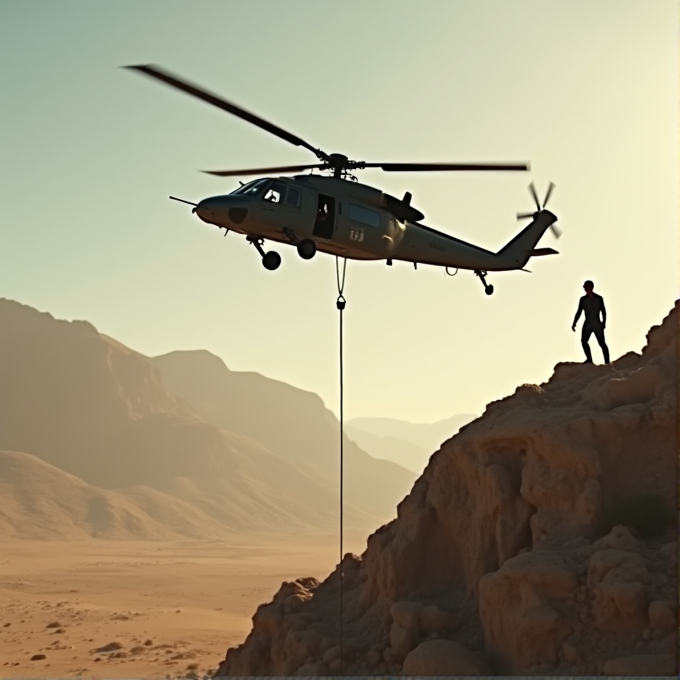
<box><xmin>583</xmin><ymin>280</ymin><xmax>594</xmax><ymax>294</ymax></box>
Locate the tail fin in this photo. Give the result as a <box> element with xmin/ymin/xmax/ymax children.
<box><xmin>496</xmin><ymin>210</ymin><xmax>558</xmax><ymax>267</ymax></box>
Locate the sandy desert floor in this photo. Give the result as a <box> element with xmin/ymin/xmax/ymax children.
<box><xmin>0</xmin><ymin>531</ymin><xmax>367</xmax><ymax>679</ymax></box>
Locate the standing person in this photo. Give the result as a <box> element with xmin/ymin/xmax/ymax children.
<box><xmin>572</xmin><ymin>280</ymin><xmax>610</xmax><ymax>364</ymax></box>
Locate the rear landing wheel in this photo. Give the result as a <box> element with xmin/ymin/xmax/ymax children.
<box><xmin>485</xmin><ymin>285</ymin><xmax>494</xmax><ymax>296</ymax></box>
<box><xmin>297</xmin><ymin>239</ymin><xmax>316</xmax><ymax>260</ymax></box>
<box><xmin>262</xmin><ymin>251</ymin><xmax>281</xmax><ymax>271</ymax></box>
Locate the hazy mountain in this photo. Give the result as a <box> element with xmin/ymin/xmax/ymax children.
<box><xmin>0</xmin><ymin>298</ymin><xmax>387</xmax><ymax>537</ymax></box>
<box><xmin>344</xmin><ymin>430</ymin><xmax>430</xmax><ymax>474</ymax></box>
<box><xmin>346</xmin><ymin>413</ymin><xmax>477</xmax><ymax>469</ymax></box>
<box><xmin>149</xmin><ymin>350</ymin><xmax>417</xmax><ymax>524</ymax></box>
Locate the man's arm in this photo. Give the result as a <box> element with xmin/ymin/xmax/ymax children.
<box><xmin>600</xmin><ymin>297</ymin><xmax>607</xmax><ymax>327</ymax></box>
<box><xmin>572</xmin><ymin>299</ymin><xmax>583</xmax><ymax>329</ymax></box>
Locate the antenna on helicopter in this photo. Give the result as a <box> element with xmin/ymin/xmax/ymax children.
<box><xmin>169</xmin><ymin>196</ymin><xmax>197</xmax><ymax>206</ymax></box>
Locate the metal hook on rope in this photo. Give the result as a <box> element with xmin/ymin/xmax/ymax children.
<box><xmin>336</xmin><ymin>256</ymin><xmax>347</xmax><ymax>308</ymax></box>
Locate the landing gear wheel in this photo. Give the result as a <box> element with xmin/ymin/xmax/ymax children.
<box><xmin>297</xmin><ymin>239</ymin><xmax>316</xmax><ymax>260</ymax></box>
<box><xmin>262</xmin><ymin>251</ymin><xmax>281</xmax><ymax>271</ymax></box>
<box><xmin>474</xmin><ymin>269</ymin><xmax>494</xmax><ymax>296</ymax></box>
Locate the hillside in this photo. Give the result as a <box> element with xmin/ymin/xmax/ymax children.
<box><xmin>0</xmin><ymin>298</ymin><xmax>389</xmax><ymax>537</ymax></box>
<box><xmin>149</xmin><ymin>350</ymin><xmax>416</xmax><ymax>524</ymax></box>
<box><xmin>214</xmin><ymin>302</ymin><xmax>678</xmax><ymax>676</ymax></box>
<box><xmin>0</xmin><ymin>450</ymin><xmax>229</xmax><ymax>540</ymax></box>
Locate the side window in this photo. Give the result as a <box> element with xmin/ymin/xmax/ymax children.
<box><xmin>285</xmin><ymin>187</ymin><xmax>301</xmax><ymax>208</ymax></box>
<box><xmin>349</xmin><ymin>204</ymin><xmax>380</xmax><ymax>228</ymax></box>
<box><xmin>263</xmin><ymin>181</ymin><xmax>287</xmax><ymax>204</ymax></box>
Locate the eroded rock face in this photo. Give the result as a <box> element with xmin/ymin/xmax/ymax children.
<box><xmin>215</xmin><ymin>303</ymin><xmax>678</xmax><ymax>676</ymax></box>
<box><xmin>479</xmin><ymin>550</ymin><xmax>577</xmax><ymax>670</ymax></box>
<box><xmin>587</xmin><ymin>549</ymin><xmax>651</xmax><ymax>632</ymax></box>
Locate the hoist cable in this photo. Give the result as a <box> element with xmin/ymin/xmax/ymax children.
<box><xmin>335</xmin><ymin>256</ymin><xmax>347</xmax><ymax>674</ymax></box>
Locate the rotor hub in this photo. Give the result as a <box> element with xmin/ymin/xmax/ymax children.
<box><xmin>329</xmin><ymin>153</ymin><xmax>349</xmax><ymax>166</ymax></box>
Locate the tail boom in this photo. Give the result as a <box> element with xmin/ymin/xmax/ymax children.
<box><xmin>494</xmin><ymin>209</ymin><xmax>558</xmax><ymax>268</ymax></box>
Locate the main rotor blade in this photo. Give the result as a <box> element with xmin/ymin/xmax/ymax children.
<box><xmin>124</xmin><ymin>64</ymin><xmax>327</xmax><ymax>161</ymax></box>
<box><xmin>364</xmin><ymin>162</ymin><xmax>530</xmax><ymax>172</ymax></box>
<box><xmin>202</xmin><ymin>163</ymin><xmax>326</xmax><ymax>177</ymax></box>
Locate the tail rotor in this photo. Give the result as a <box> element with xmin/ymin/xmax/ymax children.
<box><xmin>517</xmin><ymin>182</ymin><xmax>561</xmax><ymax>238</ymax></box>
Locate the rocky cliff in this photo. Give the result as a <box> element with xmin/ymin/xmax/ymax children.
<box><xmin>215</xmin><ymin>302</ymin><xmax>678</xmax><ymax>676</ymax></box>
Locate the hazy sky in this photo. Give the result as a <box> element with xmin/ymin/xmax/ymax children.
<box><xmin>1</xmin><ymin>0</ymin><xmax>677</xmax><ymax>422</ymax></box>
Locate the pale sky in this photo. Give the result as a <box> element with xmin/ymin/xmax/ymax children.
<box><xmin>1</xmin><ymin>0</ymin><xmax>677</xmax><ymax>423</ymax></box>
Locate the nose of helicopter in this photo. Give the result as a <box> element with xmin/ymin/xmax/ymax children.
<box><xmin>193</xmin><ymin>197</ymin><xmax>219</xmax><ymax>223</ymax></box>
<box><xmin>194</xmin><ymin>196</ymin><xmax>248</xmax><ymax>227</ymax></box>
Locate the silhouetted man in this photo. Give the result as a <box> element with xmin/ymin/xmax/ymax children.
<box><xmin>572</xmin><ymin>280</ymin><xmax>610</xmax><ymax>364</ymax></box>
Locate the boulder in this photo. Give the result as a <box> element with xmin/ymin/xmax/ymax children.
<box><xmin>648</xmin><ymin>600</ymin><xmax>675</xmax><ymax>629</ymax></box>
<box><xmin>402</xmin><ymin>640</ymin><xmax>490</xmax><ymax>676</ymax></box>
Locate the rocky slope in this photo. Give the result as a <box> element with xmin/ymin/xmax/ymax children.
<box><xmin>214</xmin><ymin>302</ymin><xmax>678</xmax><ymax>676</ymax></box>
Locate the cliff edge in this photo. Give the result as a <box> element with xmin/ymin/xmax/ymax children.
<box><xmin>215</xmin><ymin>302</ymin><xmax>678</xmax><ymax>676</ymax></box>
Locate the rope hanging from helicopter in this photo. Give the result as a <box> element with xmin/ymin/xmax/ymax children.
<box><xmin>334</xmin><ymin>255</ymin><xmax>347</xmax><ymax>673</ymax></box>
<box><xmin>125</xmin><ymin>63</ymin><xmax>559</xmax><ymax>673</ymax></box>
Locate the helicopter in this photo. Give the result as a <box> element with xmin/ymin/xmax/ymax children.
<box><xmin>125</xmin><ymin>65</ymin><xmax>561</xmax><ymax>295</ymax></box>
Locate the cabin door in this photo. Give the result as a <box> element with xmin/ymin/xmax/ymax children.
<box><xmin>312</xmin><ymin>194</ymin><xmax>335</xmax><ymax>239</ymax></box>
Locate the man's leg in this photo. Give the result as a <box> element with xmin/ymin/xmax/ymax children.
<box><xmin>594</xmin><ymin>326</ymin><xmax>610</xmax><ymax>363</ymax></box>
<box><xmin>581</xmin><ymin>326</ymin><xmax>593</xmax><ymax>363</ymax></box>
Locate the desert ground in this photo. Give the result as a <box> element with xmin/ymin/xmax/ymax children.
<box><xmin>1</xmin><ymin>532</ymin><xmax>366</xmax><ymax>679</ymax></box>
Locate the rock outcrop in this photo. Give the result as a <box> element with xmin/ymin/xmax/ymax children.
<box><xmin>214</xmin><ymin>302</ymin><xmax>678</xmax><ymax>676</ymax></box>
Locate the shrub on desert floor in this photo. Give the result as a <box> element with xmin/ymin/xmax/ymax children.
<box><xmin>599</xmin><ymin>492</ymin><xmax>675</xmax><ymax>539</ymax></box>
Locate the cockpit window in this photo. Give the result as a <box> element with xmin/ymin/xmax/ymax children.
<box><xmin>263</xmin><ymin>181</ymin><xmax>287</xmax><ymax>204</ymax></box>
<box><xmin>231</xmin><ymin>179</ymin><xmax>268</xmax><ymax>196</ymax></box>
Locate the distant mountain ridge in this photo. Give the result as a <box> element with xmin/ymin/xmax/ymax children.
<box><xmin>346</xmin><ymin>413</ymin><xmax>476</xmax><ymax>472</ymax></box>
<box><xmin>0</xmin><ymin>298</ymin><xmax>415</xmax><ymax>539</ymax></box>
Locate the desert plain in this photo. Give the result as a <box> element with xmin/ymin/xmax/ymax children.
<box><xmin>1</xmin><ymin>532</ymin><xmax>365</xmax><ymax>679</ymax></box>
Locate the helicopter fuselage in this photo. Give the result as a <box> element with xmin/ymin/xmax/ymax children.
<box><xmin>194</xmin><ymin>174</ymin><xmax>555</xmax><ymax>272</ymax></box>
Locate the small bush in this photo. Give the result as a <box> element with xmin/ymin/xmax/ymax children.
<box><xmin>600</xmin><ymin>493</ymin><xmax>675</xmax><ymax>539</ymax></box>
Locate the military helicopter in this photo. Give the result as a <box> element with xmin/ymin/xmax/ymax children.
<box><xmin>125</xmin><ymin>65</ymin><xmax>561</xmax><ymax>295</ymax></box>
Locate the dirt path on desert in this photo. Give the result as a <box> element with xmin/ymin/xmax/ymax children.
<box><xmin>1</xmin><ymin>531</ymin><xmax>367</xmax><ymax>679</ymax></box>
